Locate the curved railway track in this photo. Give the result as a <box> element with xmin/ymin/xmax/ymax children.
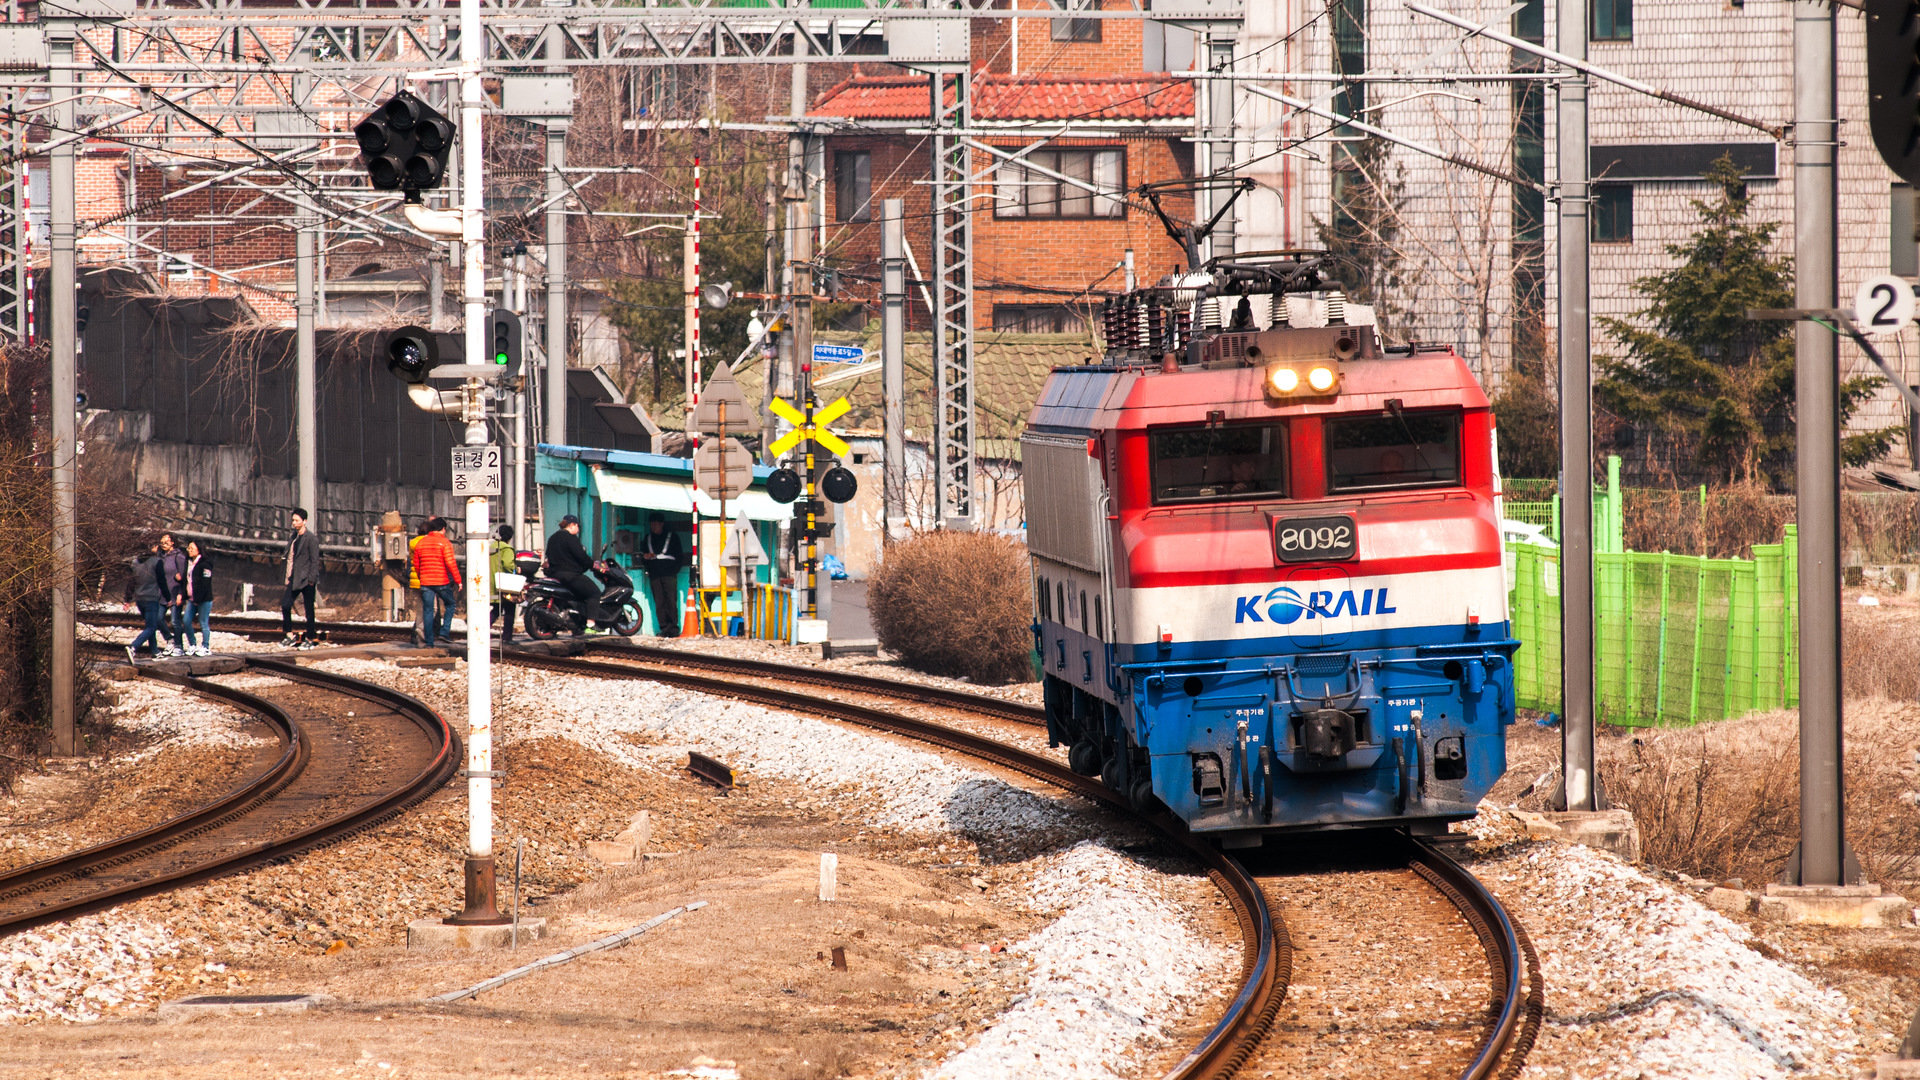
<box><xmin>74</xmin><ymin>613</ymin><xmax>1539</xmax><ymax>1078</ymax></box>
<box><xmin>0</xmin><ymin>653</ymin><xmax>459</xmax><ymax>937</ymax></box>
<box><xmin>491</xmin><ymin>647</ymin><xmax>1542</xmax><ymax>1080</ymax></box>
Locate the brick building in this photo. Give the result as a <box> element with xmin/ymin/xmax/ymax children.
<box><xmin>808</xmin><ymin>0</ymin><xmax>1201</xmax><ymax>334</ymax></box>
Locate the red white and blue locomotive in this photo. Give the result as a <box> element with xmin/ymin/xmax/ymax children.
<box><xmin>1023</xmin><ymin>251</ymin><xmax>1515</xmax><ymax>842</ymax></box>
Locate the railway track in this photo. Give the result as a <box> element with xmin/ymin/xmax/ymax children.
<box><xmin>73</xmin><ymin>613</ymin><xmax>1540</xmax><ymax>1078</ymax></box>
<box><xmin>0</xmin><ymin>653</ymin><xmax>459</xmax><ymax>937</ymax></box>
<box><xmin>485</xmin><ymin>647</ymin><xmax>1542</xmax><ymax>1080</ymax></box>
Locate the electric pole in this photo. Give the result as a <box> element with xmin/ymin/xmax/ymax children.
<box><xmin>1555</xmin><ymin>0</ymin><xmax>1598</xmax><ymax>812</ymax></box>
<box><xmin>1789</xmin><ymin>0</ymin><xmax>1849</xmax><ymax>886</ymax></box>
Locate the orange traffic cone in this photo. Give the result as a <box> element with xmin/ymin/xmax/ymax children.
<box><xmin>680</xmin><ymin>586</ymin><xmax>701</xmax><ymax>637</ymax></box>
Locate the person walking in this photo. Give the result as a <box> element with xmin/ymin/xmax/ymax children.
<box><xmin>637</xmin><ymin>517</ymin><xmax>685</xmax><ymax>637</ymax></box>
<box><xmin>280</xmin><ymin>508</ymin><xmax>320</xmax><ymax>648</ymax></box>
<box><xmin>123</xmin><ymin>540</ymin><xmax>164</xmax><ymax>662</ymax></box>
<box><xmin>407</xmin><ymin>521</ymin><xmax>427</xmax><ymax>646</ymax></box>
<box><xmin>157</xmin><ymin>532</ymin><xmax>188</xmax><ymax>657</ymax></box>
<box><xmin>489</xmin><ymin>524</ymin><xmax>518</xmax><ymax>644</ymax></box>
<box><xmin>413</xmin><ymin>516</ymin><xmax>461</xmax><ymax>648</ymax></box>
<box><xmin>183</xmin><ymin>539</ymin><xmax>215</xmax><ymax>656</ymax></box>
<box><xmin>544</xmin><ymin>514</ymin><xmax>602</xmax><ymax>637</ymax></box>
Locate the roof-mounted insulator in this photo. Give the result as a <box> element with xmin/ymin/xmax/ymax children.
<box><xmin>1327</xmin><ymin>290</ymin><xmax>1348</xmax><ymax>326</ymax></box>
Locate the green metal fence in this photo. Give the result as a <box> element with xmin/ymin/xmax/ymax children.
<box><xmin>1506</xmin><ymin>525</ymin><xmax>1799</xmax><ymax>726</ymax></box>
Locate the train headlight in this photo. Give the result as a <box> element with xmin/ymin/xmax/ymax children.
<box><xmin>1264</xmin><ymin>362</ymin><xmax>1341</xmax><ymax>398</ymax></box>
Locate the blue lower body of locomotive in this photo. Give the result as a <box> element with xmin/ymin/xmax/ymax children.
<box><xmin>1041</xmin><ymin>624</ymin><xmax>1517</xmax><ymax>839</ymax></box>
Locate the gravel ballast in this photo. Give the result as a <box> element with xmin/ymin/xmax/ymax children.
<box><xmin>927</xmin><ymin>841</ymin><xmax>1236</xmax><ymax>1080</ymax></box>
<box><xmin>1465</xmin><ymin>819</ymin><xmax>1878</xmax><ymax>1080</ymax></box>
<box><xmin>9</xmin><ymin>646</ymin><xmax>1911</xmax><ymax>1079</ymax></box>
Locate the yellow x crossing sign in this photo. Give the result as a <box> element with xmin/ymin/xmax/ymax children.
<box><xmin>768</xmin><ymin>395</ymin><xmax>851</xmax><ymax>457</ymax></box>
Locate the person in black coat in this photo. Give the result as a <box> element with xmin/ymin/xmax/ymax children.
<box><xmin>637</xmin><ymin>517</ymin><xmax>685</xmax><ymax>637</ymax></box>
<box><xmin>545</xmin><ymin>514</ymin><xmax>603</xmax><ymax>633</ymax></box>
<box><xmin>281</xmin><ymin>508</ymin><xmax>321</xmax><ymax>647</ymax></box>
<box><xmin>122</xmin><ymin>541</ymin><xmax>165</xmax><ymax>661</ymax></box>
<box><xmin>157</xmin><ymin>532</ymin><xmax>188</xmax><ymax>656</ymax></box>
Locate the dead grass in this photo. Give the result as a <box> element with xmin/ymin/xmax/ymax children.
<box><xmin>1599</xmin><ymin>699</ymin><xmax>1920</xmax><ymax>888</ymax></box>
<box><xmin>867</xmin><ymin>531</ymin><xmax>1035</xmax><ymax>685</ymax></box>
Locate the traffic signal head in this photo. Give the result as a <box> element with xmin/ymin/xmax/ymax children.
<box><xmin>385</xmin><ymin>325</ymin><xmax>439</xmax><ymax>384</ymax></box>
<box><xmin>353</xmin><ymin>90</ymin><xmax>455</xmax><ymax>196</ymax></box>
<box><xmin>488</xmin><ymin>309</ymin><xmax>523</xmax><ymax>379</ymax></box>
<box><xmin>1868</xmin><ymin>0</ymin><xmax>1920</xmax><ymax>185</ymax></box>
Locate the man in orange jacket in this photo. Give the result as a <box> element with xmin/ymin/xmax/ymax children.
<box><xmin>412</xmin><ymin>516</ymin><xmax>461</xmax><ymax>647</ymax></box>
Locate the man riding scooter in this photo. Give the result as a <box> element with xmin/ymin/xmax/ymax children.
<box><xmin>544</xmin><ymin>514</ymin><xmax>603</xmax><ymax>637</ymax></box>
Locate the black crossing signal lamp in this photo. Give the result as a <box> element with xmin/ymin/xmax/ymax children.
<box><xmin>488</xmin><ymin>309</ymin><xmax>523</xmax><ymax>379</ymax></box>
<box><xmin>385</xmin><ymin>325</ymin><xmax>439</xmax><ymax>384</ymax></box>
<box><xmin>354</xmin><ymin>91</ymin><xmax>455</xmax><ymax>199</ymax></box>
<box><xmin>1867</xmin><ymin>0</ymin><xmax>1920</xmax><ymax>186</ymax></box>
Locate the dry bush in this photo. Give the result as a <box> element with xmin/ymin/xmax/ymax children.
<box><xmin>1843</xmin><ymin>605</ymin><xmax>1920</xmax><ymax>702</ymax></box>
<box><xmin>1844</xmin><ymin>492</ymin><xmax>1920</xmax><ymax>564</ymax></box>
<box><xmin>0</xmin><ymin>343</ymin><xmax>151</xmax><ymax>787</ymax></box>
<box><xmin>1621</xmin><ymin>484</ymin><xmax>1796</xmax><ymax>558</ymax></box>
<box><xmin>867</xmin><ymin>532</ymin><xmax>1034</xmax><ymax>685</ymax></box>
<box><xmin>1601</xmin><ymin>701</ymin><xmax>1920</xmax><ymax>887</ymax></box>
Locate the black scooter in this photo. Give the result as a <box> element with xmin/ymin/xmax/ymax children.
<box><xmin>522</xmin><ymin>547</ymin><xmax>644</xmax><ymax>639</ymax></box>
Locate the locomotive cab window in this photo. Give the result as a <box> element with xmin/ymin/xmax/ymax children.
<box><xmin>1149</xmin><ymin>422</ymin><xmax>1288</xmax><ymax>504</ymax></box>
<box><xmin>1324</xmin><ymin>410</ymin><xmax>1462</xmax><ymax>493</ymax></box>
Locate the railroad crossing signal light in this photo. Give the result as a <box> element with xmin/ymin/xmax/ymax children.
<box><xmin>488</xmin><ymin>309</ymin><xmax>523</xmax><ymax>379</ymax></box>
<box><xmin>353</xmin><ymin>90</ymin><xmax>455</xmax><ymax>196</ymax></box>
<box><xmin>385</xmin><ymin>325</ymin><xmax>439</xmax><ymax>384</ymax></box>
<box><xmin>1867</xmin><ymin>0</ymin><xmax>1920</xmax><ymax>186</ymax></box>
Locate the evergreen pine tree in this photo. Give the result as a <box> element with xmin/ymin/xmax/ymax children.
<box><xmin>1595</xmin><ymin>155</ymin><xmax>1898</xmax><ymax>485</ymax></box>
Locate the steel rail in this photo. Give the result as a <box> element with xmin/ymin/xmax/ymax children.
<box><xmin>583</xmin><ymin>638</ymin><xmax>1046</xmax><ymax>726</ymax></box>
<box><xmin>81</xmin><ymin>612</ymin><xmax>1049</xmax><ymax>725</ymax></box>
<box><xmin>0</xmin><ymin>657</ymin><xmax>308</xmax><ymax>909</ymax></box>
<box><xmin>0</xmin><ymin>650</ymin><xmax>460</xmax><ymax>937</ymax></box>
<box><xmin>1405</xmin><ymin>833</ymin><xmax>1546</xmax><ymax>1080</ymax></box>
<box><xmin>72</xmin><ymin>612</ymin><xmax>1537</xmax><ymax>1078</ymax></box>
<box><xmin>493</xmin><ymin>647</ymin><xmax>1285</xmax><ymax>1080</ymax></box>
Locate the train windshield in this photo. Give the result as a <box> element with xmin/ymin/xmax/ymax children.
<box><xmin>1324</xmin><ymin>410</ymin><xmax>1462</xmax><ymax>492</ymax></box>
<box><xmin>1149</xmin><ymin>422</ymin><xmax>1288</xmax><ymax>504</ymax></box>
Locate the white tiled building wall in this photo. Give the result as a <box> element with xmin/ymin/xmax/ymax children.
<box><xmin>1231</xmin><ymin>0</ymin><xmax>1918</xmax><ymax>454</ymax></box>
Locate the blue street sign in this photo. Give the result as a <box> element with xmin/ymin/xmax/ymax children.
<box><xmin>812</xmin><ymin>343</ymin><xmax>865</xmax><ymax>364</ymax></box>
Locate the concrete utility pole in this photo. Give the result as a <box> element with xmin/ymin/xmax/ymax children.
<box><xmin>47</xmin><ymin>20</ymin><xmax>76</xmax><ymax>758</ymax></box>
<box><xmin>544</xmin><ymin>122</ymin><xmax>568</xmax><ymax>448</ymax></box>
<box><xmin>1790</xmin><ymin>0</ymin><xmax>1850</xmax><ymax>886</ymax></box>
<box><xmin>881</xmin><ymin>198</ymin><xmax>906</xmax><ymax>539</ymax></box>
<box><xmin>296</xmin><ymin>217</ymin><xmax>318</xmax><ymax>537</ymax></box>
<box><xmin>446</xmin><ymin>0</ymin><xmax>506</xmax><ymax>928</ymax></box>
<box><xmin>1555</xmin><ymin>0</ymin><xmax>1597</xmax><ymax>812</ymax></box>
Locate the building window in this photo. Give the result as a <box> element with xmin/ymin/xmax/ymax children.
<box><xmin>995</xmin><ymin>148</ymin><xmax>1125</xmax><ymax>219</ymax></box>
<box><xmin>1893</xmin><ymin>184</ymin><xmax>1917</xmax><ymax>278</ymax></box>
<box><xmin>1592</xmin><ymin>183</ymin><xmax>1633</xmax><ymax>243</ymax></box>
<box><xmin>834</xmin><ymin>151</ymin><xmax>871</xmax><ymax>223</ymax></box>
<box><xmin>993</xmin><ymin>304</ymin><xmax>1093</xmax><ymax>333</ymax></box>
<box><xmin>1331</xmin><ymin>0</ymin><xmax>1366</xmax><ymax>129</ymax></box>
<box><xmin>1592</xmin><ymin>0</ymin><xmax>1631</xmax><ymax>41</ymax></box>
<box><xmin>1053</xmin><ymin>0</ymin><xmax>1101</xmax><ymax>42</ymax></box>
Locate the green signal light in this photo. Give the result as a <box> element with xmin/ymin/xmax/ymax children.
<box><xmin>494</xmin><ymin>353</ymin><xmax>508</xmax><ymax>364</ymax></box>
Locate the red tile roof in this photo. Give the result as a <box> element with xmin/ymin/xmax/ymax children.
<box><xmin>809</xmin><ymin>73</ymin><xmax>1194</xmax><ymax>123</ymax></box>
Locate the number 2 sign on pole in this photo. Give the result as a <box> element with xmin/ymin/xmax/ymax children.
<box><xmin>1853</xmin><ymin>274</ymin><xmax>1917</xmax><ymax>339</ymax></box>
